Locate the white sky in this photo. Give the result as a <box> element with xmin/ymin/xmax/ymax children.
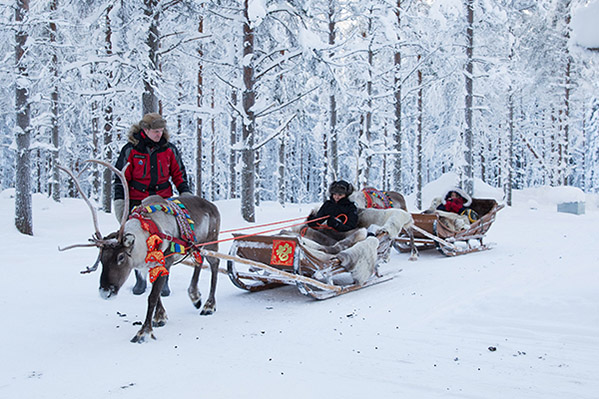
<box><xmin>571</xmin><ymin>0</ymin><xmax>599</xmax><ymax>49</ymax></box>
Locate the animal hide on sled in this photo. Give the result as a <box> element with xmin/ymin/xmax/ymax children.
<box><xmin>300</xmin><ymin>234</ymin><xmax>379</xmax><ymax>285</ymax></box>
<box><xmin>281</xmin><ymin>227</ymin><xmax>377</xmax><ymax>285</ymax></box>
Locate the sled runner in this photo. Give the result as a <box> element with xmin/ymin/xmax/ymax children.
<box><xmin>212</xmin><ymin>233</ymin><xmax>398</xmax><ymax>300</ymax></box>
<box><xmin>394</xmin><ymin>199</ymin><xmax>504</xmax><ymax>256</ymax></box>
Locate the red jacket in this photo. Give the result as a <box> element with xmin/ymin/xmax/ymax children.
<box><xmin>443</xmin><ymin>197</ymin><xmax>465</xmax><ymax>213</ymax></box>
<box><xmin>114</xmin><ymin>132</ymin><xmax>190</xmax><ymax>201</ymax></box>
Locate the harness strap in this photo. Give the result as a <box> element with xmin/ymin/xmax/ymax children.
<box><xmin>362</xmin><ymin>187</ymin><xmax>393</xmax><ymax>209</ymax></box>
<box><xmin>130</xmin><ymin>180</ymin><xmax>171</xmax><ymax>193</ymax></box>
<box><xmin>129</xmin><ymin>200</ymin><xmax>203</xmax><ymax>283</ymax></box>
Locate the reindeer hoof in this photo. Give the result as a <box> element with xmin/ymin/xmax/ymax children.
<box><xmin>200</xmin><ymin>303</ymin><xmax>215</xmax><ymax>315</ymax></box>
<box><xmin>152</xmin><ymin>319</ymin><xmax>167</xmax><ymax>328</ymax></box>
<box><xmin>189</xmin><ymin>292</ymin><xmax>202</xmax><ymax>309</ymax></box>
<box><xmin>131</xmin><ymin>330</ymin><xmax>155</xmax><ymax>343</ymax></box>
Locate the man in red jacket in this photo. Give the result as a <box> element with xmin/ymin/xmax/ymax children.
<box><xmin>113</xmin><ymin>113</ymin><xmax>191</xmax><ymax>296</ymax></box>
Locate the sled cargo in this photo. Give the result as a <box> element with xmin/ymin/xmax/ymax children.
<box><xmin>394</xmin><ymin>199</ymin><xmax>504</xmax><ymax>256</ymax></box>
<box><xmin>208</xmin><ymin>233</ymin><xmax>397</xmax><ymax>300</ymax></box>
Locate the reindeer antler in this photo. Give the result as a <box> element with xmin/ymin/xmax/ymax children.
<box><xmin>57</xmin><ymin>160</ymin><xmax>129</xmax><ymax>252</ymax></box>
<box><xmin>57</xmin><ymin>164</ymin><xmax>103</xmax><ymax>241</ymax></box>
<box><xmin>83</xmin><ymin>159</ymin><xmax>130</xmax><ymax>242</ymax></box>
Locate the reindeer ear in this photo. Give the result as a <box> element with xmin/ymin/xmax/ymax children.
<box><xmin>123</xmin><ymin>233</ymin><xmax>135</xmax><ymax>248</ymax></box>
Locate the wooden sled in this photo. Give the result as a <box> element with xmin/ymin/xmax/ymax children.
<box><xmin>394</xmin><ymin>199</ymin><xmax>504</xmax><ymax>257</ymax></box>
<box><xmin>215</xmin><ymin>233</ymin><xmax>398</xmax><ymax>300</ymax></box>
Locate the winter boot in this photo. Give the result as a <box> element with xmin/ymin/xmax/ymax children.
<box><xmin>160</xmin><ymin>275</ymin><xmax>171</xmax><ymax>297</ymax></box>
<box><xmin>132</xmin><ymin>270</ymin><xmax>147</xmax><ymax>295</ymax></box>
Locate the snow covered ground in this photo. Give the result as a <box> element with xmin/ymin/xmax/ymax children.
<box><xmin>1</xmin><ymin>177</ymin><xmax>598</xmax><ymax>398</ymax></box>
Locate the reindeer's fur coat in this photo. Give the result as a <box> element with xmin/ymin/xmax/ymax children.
<box><xmin>357</xmin><ymin>208</ymin><xmax>413</xmax><ymax>237</ymax></box>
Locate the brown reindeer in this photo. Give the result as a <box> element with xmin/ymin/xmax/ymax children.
<box><xmin>58</xmin><ymin>160</ymin><xmax>220</xmax><ymax>343</ymax></box>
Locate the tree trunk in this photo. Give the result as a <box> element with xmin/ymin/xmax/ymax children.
<box><xmin>562</xmin><ymin>5</ymin><xmax>572</xmax><ymax>186</ymax></box>
<box><xmin>241</xmin><ymin>0</ymin><xmax>256</xmax><ymax>222</ymax></box>
<box><xmin>211</xmin><ymin>88</ymin><xmax>216</xmax><ymax>200</ymax></box>
<box><xmin>463</xmin><ymin>0</ymin><xmax>474</xmax><ymax>195</ymax></box>
<box><xmin>230</xmin><ymin>89</ymin><xmax>238</xmax><ymax>198</ymax></box>
<box><xmin>506</xmin><ymin>94</ymin><xmax>514</xmax><ymax>206</ymax></box>
<box><xmin>365</xmin><ymin>38</ymin><xmax>373</xmax><ymax>185</ymax></box>
<box><xmin>196</xmin><ymin>17</ymin><xmax>203</xmax><ymax>196</ymax></box>
<box><xmin>91</xmin><ymin>99</ymin><xmax>100</xmax><ymax>201</ymax></box>
<box><xmin>278</xmin><ymin>132</ymin><xmax>286</xmax><ymax>205</ymax></box>
<box><xmin>102</xmin><ymin>4</ymin><xmax>114</xmax><ymax>212</ymax></box>
<box><xmin>49</xmin><ymin>0</ymin><xmax>60</xmax><ymax>202</ymax></box>
<box><xmin>393</xmin><ymin>0</ymin><xmax>402</xmax><ymax>192</ymax></box>
<box><xmin>416</xmin><ymin>55</ymin><xmax>423</xmax><ymax>210</ymax></box>
<box><xmin>142</xmin><ymin>0</ymin><xmax>160</xmax><ymax>115</ymax></box>
<box><xmin>326</xmin><ymin>0</ymin><xmax>338</xmax><ymax>191</ymax></box>
<box><xmin>15</xmin><ymin>0</ymin><xmax>32</xmax><ymax>235</ymax></box>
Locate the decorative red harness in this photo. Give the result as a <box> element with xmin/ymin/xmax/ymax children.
<box><xmin>362</xmin><ymin>188</ymin><xmax>393</xmax><ymax>209</ymax></box>
<box><xmin>129</xmin><ymin>201</ymin><xmax>202</xmax><ymax>283</ymax></box>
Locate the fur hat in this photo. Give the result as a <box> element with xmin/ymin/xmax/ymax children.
<box><xmin>128</xmin><ymin>113</ymin><xmax>170</xmax><ymax>144</ymax></box>
<box><xmin>139</xmin><ymin>113</ymin><xmax>166</xmax><ymax>130</ymax></box>
<box><xmin>329</xmin><ymin>180</ymin><xmax>354</xmax><ymax>196</ymax></box>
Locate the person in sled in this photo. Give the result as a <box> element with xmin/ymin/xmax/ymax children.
<box><xmin>302</xmin><ymin>180</ymin><xmax>376</xmax><ymax>284</ymax></box>
<box><xmin>308</xmin><ymin>180</ymin><xmax>359</xmax><ymax>233</ymax></box>
<box><xmin>437</xmin><ymin>189</ymin><xmax>469</xmax><ymax>214</ymax></box>
<box><xmin>113</xmin><ymin>113</ymin><xmax>192</xmax><ymax>297</ymax></box>
<box><xmin>429</xmin><ymin>187</ymin><xmax>478</xmax><ymax>230</ymax></box>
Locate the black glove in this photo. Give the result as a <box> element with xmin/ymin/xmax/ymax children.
<box><xmin>328</xmin><ymin>216</ymin><xmax>340</xmax><ymax>230</ymax></box>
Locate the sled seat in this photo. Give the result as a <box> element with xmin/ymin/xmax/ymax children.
<box><xmin>395</xmin><ymin>198</ymin><xmax>504</xmax><ymax>256</ymax></box>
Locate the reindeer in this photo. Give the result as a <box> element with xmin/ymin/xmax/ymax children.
<box><xmin>58</xmin><ymin>160</ymin><xmax>220</xmax><ymax>343</ymax></box>
<box><xmin>349</xmin><ymin>187</ymin><xmax>407</xmax><ymax>211</ymax></box>
<box><xmin>349</xmin><ymin>187</ymin><xmax>418</xmax><ymax>260</ymax></box>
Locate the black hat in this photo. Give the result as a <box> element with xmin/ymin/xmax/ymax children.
<box><xmin>329</xmin><ymin>180</ymin><xmax>354</xmax><ymax>196</ymax></box>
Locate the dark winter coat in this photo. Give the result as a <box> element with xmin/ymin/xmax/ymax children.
<box><xmin>113</xmin><ymin>130</ymin><xmax>190</xmax><ymax>201</ymax></box>
<box><xmin>308</xmin><ymin>196</ymin><xmax>359</xmax><ymax>232</ymax></box>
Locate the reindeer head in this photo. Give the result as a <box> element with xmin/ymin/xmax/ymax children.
<box><xmin>58</xmin><ymin>159</ymin><xmax>136</xmax><ymax>299</ymax></box>
<box><xmin>96</xmin><ymin>231</ymin><xmax>138</xmax><ymax>298</ymax></box>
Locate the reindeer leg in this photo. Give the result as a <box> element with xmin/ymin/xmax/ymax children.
<box><xmin>152</xmin><ymin>295</ymin><xmax>168</xmax><ymax>327</ymax></box>
<box><xmin>131</xmin><ymin>274</ymin><xmax>166</xmax><ymax>343</ymax></box>
<box><xmin>188</xmin><ymin>264</ymin><xmax>202</xmax><ymax>309</ymax></box>
<box><xmin>408</xmin><ymin>227</ymin><xmax>419</xmax><ymax>261</ymax></box>
<box><xmin>200</xmin><ymin>255</ymin><xmax>219</xmax><ymax>316</ymax></box>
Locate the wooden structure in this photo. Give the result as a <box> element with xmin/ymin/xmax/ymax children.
<box><xmin>394</xmin><ymin>199</ymin><xmax>504</xmax><ymax>256</ymax></box>
<box><xmin>210</xmin><ymin>233</ymin><xmax>397</xmax><ymax>300</ymax></box>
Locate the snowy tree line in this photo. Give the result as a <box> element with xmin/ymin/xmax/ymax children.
<box><xmin>1</xmin><ymin>0</ymin><xmax>598</xmax><ymax>234</ymax></box>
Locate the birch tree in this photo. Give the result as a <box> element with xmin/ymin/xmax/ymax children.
<box><xmin>463</xmin><ymin>0</ymin><xmax>474</xmax><ymax>195</ymax></box>
<box><xmin>15</xmin><ymin>0</ymin><xmax>32</xmax><ymax>235</ymax></box>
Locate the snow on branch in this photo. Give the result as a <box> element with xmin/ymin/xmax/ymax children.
<box><xmin>255</xmin><ymin>49</ymin><xmax>303</xmax><ymax>80</ymax></box>
<box><xmin>254</xmin><ymin>84</ymin><xmax>320</xmax><ymax>119</ymax></box>
<box><xmin>253</xmin><ymin>114</ymin><xmax>296</xmax><ymax>151</ymax></box>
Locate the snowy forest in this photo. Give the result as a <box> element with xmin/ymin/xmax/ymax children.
<box><xmin>1</xmin><ymin>0</ymin><xmax>598</xmax><ymax>235</ymax></box>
